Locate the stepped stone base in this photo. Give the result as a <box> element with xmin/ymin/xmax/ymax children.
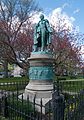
<box><xmin>24</xmin><ymin>80</ymin><xmax>53</xmax><ymax>99</ymax></box>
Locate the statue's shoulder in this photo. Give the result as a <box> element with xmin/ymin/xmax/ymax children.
<box><xmin>45</xmin><ymin>19</ymin><xmax>49</xmax><ymax>23</ymax></box>
<box><xmin>38</xmin><ymin>20</ymin><xmax>41</xmax><ymax>23</ymax></box>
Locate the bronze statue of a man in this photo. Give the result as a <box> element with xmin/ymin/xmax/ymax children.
<box><xmin>33</xmin><ymin>14</ymin><xmax>52</xmax><ymax>52</ymax></box>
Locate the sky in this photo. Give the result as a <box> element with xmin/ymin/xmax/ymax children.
<box><xmin>35</xmin><ymin>0</ymin><xmax>84</xmax><ymax>59</ymax></box>
<box><xmin>36</xmin><ymin>0</ymin><xmax>84</xmax><ymax>33</ymax></box>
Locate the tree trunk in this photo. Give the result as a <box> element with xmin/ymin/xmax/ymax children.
<box><xmin>3</xmin><ymin>60</ymin><xmax>8</xmax><ymax>78</ymax></box>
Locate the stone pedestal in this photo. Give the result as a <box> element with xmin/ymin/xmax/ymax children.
<box><xmin>21</xmin><ymin>51</ymin><xmax>54</xmax><ymax>112</ymax></box>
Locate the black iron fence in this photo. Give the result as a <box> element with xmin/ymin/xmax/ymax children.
<box><xmin>0</xmin><ymin>79</ymin><xmax>84</xmax><ymax>120</ymax></box>
<box><xmin>58</xmin><ymin>80</ymin><xmax>84</xmax><ymax>120</ymax></box>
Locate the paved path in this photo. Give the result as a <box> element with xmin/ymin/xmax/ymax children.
<box><xmin>0</xmin><ymin>90</ymin><xmax>24</xmax><ymax>99</ymax></box>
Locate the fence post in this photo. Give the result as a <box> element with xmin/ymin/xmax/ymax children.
<box><xmin>52</xmin><ymin>81</ymin><xmax>65</xmax><ymax>120</ymax></box>
<box><xmin>2</xmin><ymin>95</ymin><xmax>8</xmax><ymax>118</ymax></box>
<box><xmin>0</xmin><ymin>97</ymin><xmax>2</xmax><ymax>115</ymax></box>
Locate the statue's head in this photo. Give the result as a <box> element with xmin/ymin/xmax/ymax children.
<box><xmin>40</xmin><ymin>14</ymin><xmax>44</xmax><ymax>20</ymax></box>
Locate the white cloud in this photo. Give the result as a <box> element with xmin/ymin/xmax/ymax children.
<box><xmin>73</xmin><ymin>9</ymin><xmax>80</xmax><ymax>14</ymax></box>
<box><xmin>44</xmin><ymin>7</ymin><xmax>52</xmax><ymax>14</ymax></box>
<box><xmin>30</xmin><ymin>12</ymin><xmax>41</xmax><ymax>24</ymax></box>
<box><xmin>62</xmin><ymin>3</ymin><xmax>69</xmax><ymax>9</ymax></box>
<box><xmin>49</xmin><ymin>8</ymin><xmax>75</xmax><ymax>32</ymax></box>
<box><xmin>70</xmin><ymin>17</ymin><xmax>75</xmax><ymax>22</ymax></box>
<box><xmin>75</xmin><ymin>26</ymin><xmax>80</xmax><ymax>32</ymax></box>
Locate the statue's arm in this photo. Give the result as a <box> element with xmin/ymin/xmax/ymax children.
<box><xmin>45</xmin><ymin>20</ymin><xmax>52</xmax><ymax>33</ymax></box>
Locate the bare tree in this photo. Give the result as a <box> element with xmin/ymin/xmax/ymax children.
<box><xmin>0</xmin><ymin>0</ymin><xmax>40</xmax><ymax>77</ymax></box>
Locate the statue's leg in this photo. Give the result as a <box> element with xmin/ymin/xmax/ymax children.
<box><xmin>41</xmin><ymin>31</ymin><xmax>45</xmax><ymax>51</ymax></box>
<box><xmin>49</xmin><ymin>33</ymin><xmax>51</xmax><ymax>44</ymax></box>
<box><xmin>33</xmin><ymin>44</ymin><xmax>37</xmax><ymax>52</ymax></box>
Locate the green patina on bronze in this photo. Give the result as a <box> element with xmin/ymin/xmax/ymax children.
<box><xmin>33</xmin><ymin>14</ymin><xmax>52</xmax><ymax>52</ymax></box>
<box><xmin>29</xmin><ymin>66</ymin><xmax>54</xmax><ymax>80</ymax></box>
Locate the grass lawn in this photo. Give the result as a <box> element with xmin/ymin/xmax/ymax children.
<box><xmin>0</xmin><ymin>76</ymin><xmax>29</xmax><ymax>83</ymax></box>
<box><xmin>0</xmin><ymin>77</ymin><xmax>29</xmax><ymax>91</ymax></box>
<box><xmin>0</xmin><ymin>83</ymin><xmax>27</xmax><ymax>91</ymax></box>
<box><xmin>60</xmin><ymin>79</ymin><xmax>84</xmax><ymax>93</ymax></box>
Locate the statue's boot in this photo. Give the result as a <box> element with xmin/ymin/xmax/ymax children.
<box><xmin>41</xmin><ymin>47</ymin><xmax>44</xmax><ymax>51</ymax></box>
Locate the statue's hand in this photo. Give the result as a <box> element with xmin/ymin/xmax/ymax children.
<box><xmin>49</xmin><ymin>27</ymin><xmax>53</xmax><ymax>33</ymax></box>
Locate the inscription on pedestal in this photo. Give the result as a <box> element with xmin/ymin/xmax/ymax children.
<box><xmin>29</xmin><ymin>67</ymin><xmax>54</xmax><ymax>80</ymax></box>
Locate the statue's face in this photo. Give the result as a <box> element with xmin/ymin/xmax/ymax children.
<box><xmin>40</xmin><ymin>14</ymin><xmax>44</xmax><ymax>20</ymax></box>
